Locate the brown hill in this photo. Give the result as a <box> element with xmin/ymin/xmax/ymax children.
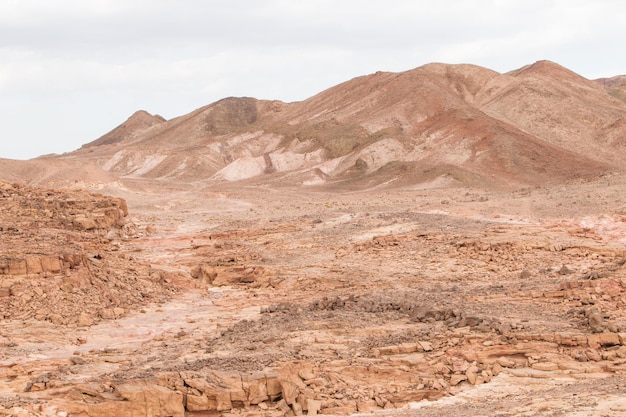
<box><xmin>3</xmin><ymin>61</ymin><xmax>626</xmax><ymax>190</ymax></box>
<box><xmin>595</xmin><ymin>75</ymin><xmax>626</xmax><ymax>104</ymax></box>
<box><xmin>478</xmin><ymin>61</ymin><xmax>626</xmax><ymax>161</ymax></box>
<box><xmin>82</xmin><ymin>110</ymin><xmax>166</xmax><ymax>149</ymax></box>
<box><xmin>0</xmin><ymin>181</ymin><xmax>176</xmax><ymax>324</ymax></box>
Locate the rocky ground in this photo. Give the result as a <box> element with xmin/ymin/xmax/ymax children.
<box><xmin>1</xmin><ymin>174</ymin><xmax>626</xmax><ymax>416</ymax></box>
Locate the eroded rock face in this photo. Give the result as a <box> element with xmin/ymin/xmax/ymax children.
<box><xmin>0</xmin><ymin>181</ymin><xmax>176</xmax><ymax>325</ymax></box>
<box><xmin>65</xmin><ymin>381</ymin><xmax>185</xmax><ymax>417</ymax></box>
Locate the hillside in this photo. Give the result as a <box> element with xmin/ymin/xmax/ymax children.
<box><xmin>81</xmin><ymin>110</ymin><xmax>166</xmax><ymax>149</ymax></box>
<box><xmin>596</xmin><ymin>74</ymin><xmax>626</xmax><ymax>103</ymax></box>
<box><xmin>3</xmin><ymin>60</ymin><xmax>626</xmax><ymax>190</ymax></box>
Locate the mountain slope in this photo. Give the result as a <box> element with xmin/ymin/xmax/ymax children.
<box><xmin>476</xmin><ymin>61</ymin><xmax>626</xmax><ymax>161</ymax></box>
<box><xmin>5</xmin><ymin>61</ymin><xmax>626</xmax><ymax>190</ymax></box>
<box><xmin>595</xmin><ymin>75</ymin><xmax>626</xmax><ymax>104</ymax></box>
<box><xmin>82</xmin><ymin>110</ymin><xmax>166</xmax><ymax>149</ymax></box>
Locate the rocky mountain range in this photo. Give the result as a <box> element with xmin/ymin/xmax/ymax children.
<box><xmin>2</xmin><ymin>60</ymin><xmax>625</xmax><ymax>190</ymax></box>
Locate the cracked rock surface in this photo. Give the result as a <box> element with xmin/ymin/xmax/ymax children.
<box><xmin>1</xmin><ymin>175</ymin><xmax>626</xmax><ymax>416</ymax></box>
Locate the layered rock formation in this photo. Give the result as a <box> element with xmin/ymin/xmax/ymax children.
<box><xmin>0</xmin><ymin>180</ymin><xmax>176</xmax><ymax>325</ymax></box>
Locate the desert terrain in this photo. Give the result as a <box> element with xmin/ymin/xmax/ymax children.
<box><xmin>1</xmin><ymin>61</ymin><xmax>626</xmax><ymax>416</ymax></box>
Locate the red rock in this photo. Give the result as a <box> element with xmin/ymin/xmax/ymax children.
<box><xmin>25</xmin><ymin>257</ymin><xmax>43</xmax><ymax>274</ymax></box>
<box><xmin>450</xmin><ymin>374</ymin><xmax>467</xmax><ymax>386</ymax></box>
<box><xmin>587</xmin><ymin>333</ymin><xmax>620</xmax><ymax>348</ymax></box>
<box><xmin>41</xmin><ymin>257</ymin><xmax>62</xmax><ymax>273</ymax></box>
<box><xmin>186</xmin><ymin>394</ymin><xmax>211</xmax><ymax>411</ymax></box>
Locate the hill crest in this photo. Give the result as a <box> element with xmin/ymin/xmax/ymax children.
<box><xmin>4</xmin><ymin>61</ymin><xmax>626</xmax><ymax>191</ymax></box>
<box><xmin>81</xmin><ymin>110</ymin><xmax>166</xmax><ymax>149</ymax></box>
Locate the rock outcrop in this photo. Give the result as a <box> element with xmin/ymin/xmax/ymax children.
<box><xmin>0</xmin><ymin>180</ymin><xmax>176</xmax><ymax>325</ymax></box>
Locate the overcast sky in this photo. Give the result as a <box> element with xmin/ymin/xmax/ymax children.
<box><xmin>2</xmin><ymin>0</ymin><xmax>625</xmax><ymax>159</ymax></box>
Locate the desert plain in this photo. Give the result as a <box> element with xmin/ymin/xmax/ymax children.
<box><xmin>1</xmin><ymin>60</ymin><xmax>626</xmax><ymax>416</ymax></box>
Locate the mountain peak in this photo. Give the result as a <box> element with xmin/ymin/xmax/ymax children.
<box><xmin>55</xmin><ymin>60</ymin><xmax>626</xmax><ymax>189</ymax></box>
<box><xmin>129</xmin><ymin>110</ymin><xmax>166</xmax><ymax>123</ymax></box>
<box><xmin>507</xmin><ymin>60</ymin><xmax>589</xmax><ymax>82</ymax></box>
<box><xmin>81</xmin><ymin>110</ymin><xmax>166</xmax><ymax>149</ymax></box>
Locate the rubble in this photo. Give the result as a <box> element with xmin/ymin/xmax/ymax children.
<box><xmin>2</xmin><ymin>178</ymin><xmax>626</xmax><ymax>416</ymax></box>
<box><xmin>0</xmin><ymin>181</ymin><xmax>177</xmax><ymax>324</ymax></box>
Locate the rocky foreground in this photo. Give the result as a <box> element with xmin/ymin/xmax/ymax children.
<box><xmin>0</xmin><ymin>181</ymin><xmax>177</xmax><ymax>325</ymax></box>
<box><xmin>1</xmin><ymin>176</ymin><xmax>626</xmax><ymax>416</ymax></box>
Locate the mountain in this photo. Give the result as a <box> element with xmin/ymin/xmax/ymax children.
<box><xmin>595</xmin><ymin>75</ymin><xmax>626</xmax><ymax>104</ymax></box>
<box><xmin>81</xmin><ymin>110</ymin><xmax>166</xmax><ymax>149</ymax></box>
<box><xmin>4</xmin><ymin>60</ymin><xmax>626</xmax><ymax>190</ymax></box>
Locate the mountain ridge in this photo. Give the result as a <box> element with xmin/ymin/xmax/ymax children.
<box><xmin>4</xmin><ymin>60</ymin><xmax>626</xmax><ymax>190</ymax></box>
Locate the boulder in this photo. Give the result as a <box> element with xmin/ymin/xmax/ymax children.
<box><xmin>450</xmin><ymin>374</ymin><xmax>467</xmax><ymax>386</ymax></box>
<box><xmin>77</xmin><ymin>312</ymin><xmax>95</xmax><ymax>327</ymax></box>
<box><xmin>8</xmin><ymin>258</ymin><xmax>27</xmax><ymax>275</ymax></box>
<box><xmin>356</xmin><ymin>400</ymin><xmax>381</xmax><ymax>412</ymax></box>
<box><xmin>41</xmin><ymin>257</ymin><xmax>62</xmax><ymax>273</ymax></box>
<box><xmin>74</xmin><ymin>216</ymin><xmax>97</xmax><ymax>231</ymax></box>
<box><xmin>115</xmin><ymin>383</ymin><xmax>184</xmax><ymax>416</ymax></box>
<box><xmin>68</xmin><ymin>382</ymin><xmax>184</xmax><ymax>417</ymax></box>
<box><xmin>588</xmin><ymin>333</ymin><xmax>620</xmax><ymax>348</ymax></box>
<box><xmin>186</xmin><ymin>394</ymin><xmax>211</xmax><ymax>412</ymax></box>
<box><xmin>242</xmin><ymin>372</ymin><xmax>269</xmax><ymax>405</ymax></box>
<box><xmin>190</xmin><ymin>264</ymin><xmax>217</xmax><ymax>284</ymax></box>
<box><xmin>588</xmin><ymin>312</ymin><xmax>607</xmax><ymax>333</ymax></box>
<box><xmin>307</xmin><ymin>399</ymin><xmax>322</xmax><ymax>415</ymax></box>
<box><xmin>280</xmin><ymin>380</ymin><xmax>300</xmax><ymax>405</ymax></box>
<box><xmin>25</xmin><ymin>257</ymin><xmax>43</xmax><ymax>274</ymax></box>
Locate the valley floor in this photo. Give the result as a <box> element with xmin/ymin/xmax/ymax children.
<box><xmin>2</xmin><ymin>175</ymin><xmax>626</xmax><ymax>416</ymax></box>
